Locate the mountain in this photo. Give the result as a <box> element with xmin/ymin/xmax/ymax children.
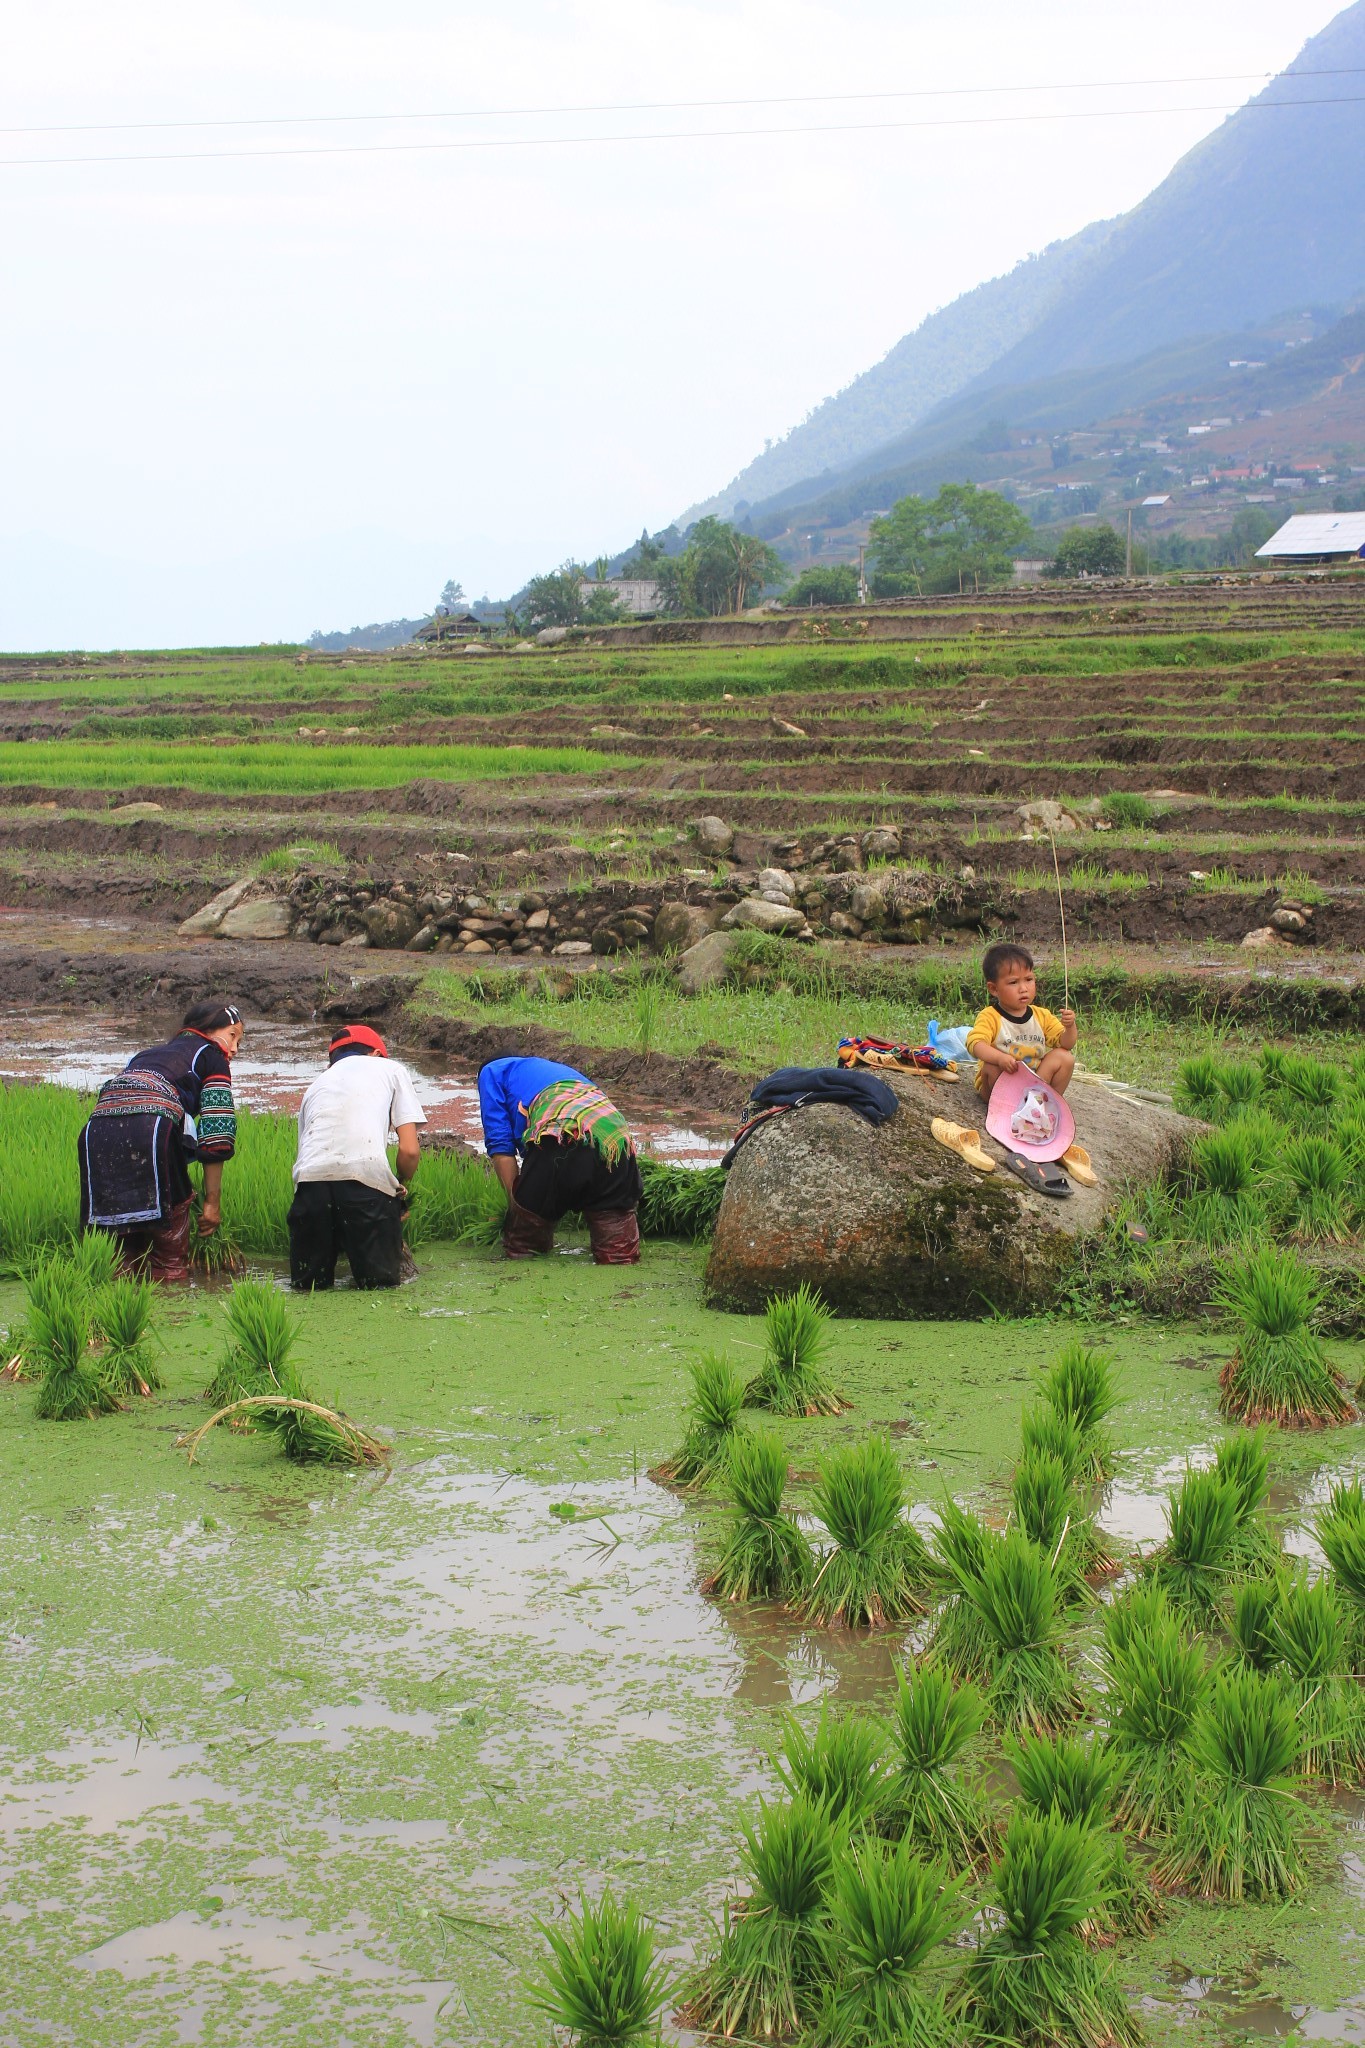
<box><xmin>689</xmin><ymin>0</ymin><xmax>1365</xmax><ymax>528</ymax></box>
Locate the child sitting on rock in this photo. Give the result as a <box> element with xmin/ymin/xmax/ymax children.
<box><xmin>966</xmin><ymin>943</ymin><xmax>1077</xmax><ymax>1105</ymax></box>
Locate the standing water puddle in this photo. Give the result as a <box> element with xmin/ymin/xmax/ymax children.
<box><xmin>0</xmin><ymin>1009</ymin><xmax>731</xmax><ymax>1163</ymax></box>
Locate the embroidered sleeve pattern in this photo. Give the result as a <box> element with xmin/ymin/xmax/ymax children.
<box><xmin>196</xmin><ymin>1082</ymin><xmax>237</xmax><ymax>1159</ymax></box>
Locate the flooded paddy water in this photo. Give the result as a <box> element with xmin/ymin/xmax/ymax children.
<box><xmin>3</xmin><ymin>1231</ymin><xmax>1365</xmax><ymax>2045</ymax></box>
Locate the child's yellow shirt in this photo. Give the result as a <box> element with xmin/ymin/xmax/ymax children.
<box><xmin>966</xmin><ymin>1003</ymin><xmax>1068</xmax><ymax>1067</ymax></box>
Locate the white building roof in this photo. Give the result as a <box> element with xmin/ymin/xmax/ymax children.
<box><xmin>1256</xmin><ymin>514</ymin><xmax>1365</xmax><ymax>559</ymax></box>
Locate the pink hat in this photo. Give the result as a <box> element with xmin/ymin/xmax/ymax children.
<box><xmin>985</xmin><ymin>1066</ymin><xmax>1075</xmax><ymax>1162</ymax></box>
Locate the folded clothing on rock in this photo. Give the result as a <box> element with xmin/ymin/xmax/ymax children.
<box><xmin>724</xmin><ymin>1065</ymin><xmax>899</xmax><ymax>1169</ymax></box>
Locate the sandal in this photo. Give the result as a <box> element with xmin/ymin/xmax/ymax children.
<box><xmin>1060</xmin><ymin>1143</ymin><xmax>1099</xmax><ymax>1188</ymax></box>
<box><xmin>1002</xmin><ymin>1152</ymin><xmax>1073</xmax><ymax>1199</ymax></box>
<box><xmin>931</xmin><ymin>1118</ymin><xmax>995</xmax><ymax>1173</ymax></box>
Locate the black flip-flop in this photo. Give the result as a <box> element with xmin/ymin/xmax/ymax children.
<box><xmin>1003</xmin><ymin>1153</ymin><xmax>1072</xmax><ymax>1199</ymax></box>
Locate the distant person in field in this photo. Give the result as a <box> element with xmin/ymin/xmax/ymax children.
<box><xmin>288</xmin><ymin>1025</ymin><xmax>426</xmax><ymax>1290</ymax></box>
<box><xmin>966</xmin><ymin>943</ymin><xmax>1078</xmax><ymax>1105</ymax></box>
<box><xmin>78</xmin><ymin>999</ymin><xmax>242</xmax><ymax>1284</ymax></box>
<box><xmin>477</xmin><ymin>1055</ymin><xmax>642</xmax><ymax>1264</ymax></box>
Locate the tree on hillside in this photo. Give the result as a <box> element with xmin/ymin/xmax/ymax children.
<box><xmin>868</xmin><ymin>484</ymin><xmax>1033</xmax><ymax>596</ymax></box>
<box><xmin>655</xmin><ymin>517</ymin><xmax>789</xmax><ymax>616</ymax></box>
<box><xmin>1227</xmin><ymin>506</ymin><xmax>1280</xmax><ymax>561</ymax></box>
<box><xmin>783</xmin><ymin>563</ymin><xmax>860</xmax><ymax>607</ymax></box>
<box><xmin>523</xmin><ymin>562</ymin><xmax>626</xmax><ymax>629</ymax></box>
<box><xmin>438</xmin><ymin>578</ymin><xmax>466</xmax><ymax>610</ymax></box>
<box><xmin>1047</xmin><ymin>525</ymin><xmax>1126</xmax><ymax>577</ymax></box>
<box><xmin>621</xmin><ymin>527</ymin><xmax>679</xmax><ymax>577</ymax></box>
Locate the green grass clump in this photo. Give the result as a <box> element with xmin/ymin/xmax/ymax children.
<box><xmin>1156</xmin><ymin>1666</ymin><xmax>1306</xmax><ymax>1901</ymax></box>
<box><xmin>94</xmin><ymin>1277</ymin><xmax>161</xmax><ymax>1397</ymax></box>
<box><xmin>1010</xmin><ymin>1452</ymin><xmax>1113</xmax><ymax>1600</ymax></box>
<box><xmin>1175</xmin><ymin>1053</ymin><xmax>1221</xmax><ymax>1121</ymax></box>
<box><xmin>801</xmin><ymin>1436</ymin><xmax>930</xmax><ymax>1629</ymax></box>
<box><xmin>1036</xmin><ymin>1339</ymin><xmax>1118</xmax><ymax>1481</ymax></box>
<box><xmin>1281</xmin><ymin>1133</ymin><xmax>1352</xmax><ymax>1241</ymax></box>
<box><xmin>681</xmin><ymin>1795</ymin><xmax>839</xmax><ymax>2042</ymax></box>
<box><xmin>636</xmin><ymin>1158</ymin><xmax>725</xmax><ymax>1240</ymax></box>
<box><xmin>774</xmin><ymin>1705</ymin><xmax>887</xmax><ymax>1827</ymax></box>
<box><xmin>1102</xmin><ymin>1591</ymin><xmax>1208</xmax><ymax>1840</ymax></box>
<box><xmin>1214</xmin><ymin>1059</ymin><xmax>1262</xmax><ymax>1115</ymax></box>
<box><xmin>1101</xmin><ymin>791</ymin><xmax>1156</xmax><ymax>828</ymax></box>
<box><xmin>33</xmin><ymin>1295</ymin><xmax>118</xmax><ymax>1421</ymax></box>
<box><xmin>1270</xmin><ymin>1571</ymin><xmax>1359</xmax><ymax>1783</ymax></box>
<box><xmin>1183</xmin><ymin>1127</ymin><xmax>1265</xmax><ymax>1244</ymax></box>
<box><xmin>703</xmin><ymin>1430</ymin><xmax>813</xmax><ymax>1604</ymax></box>
<box><xmin>1231</xmin><ymin>1578</ymin><xmax>1284</xmax><ymax>1673</ymax></box>
<box><xmin>1278</xmin><ymin>1050</ymin><xmax>1342</xmax><ymax>1130</ymax></box>
<box><xmin>812</xmin><ymin>1836</ymin><xmax>966</xmax><ymax>2048</ymax></box>
<box><xmin>527</xmin><ymin>1889</ymin><xmax>668</xmax><ymax>2046</ymax></box>
<box><xmin>880</xmin><ymin>1664</ymin><xmax>993</xmax><ymax>1875</ymax></box>
<box><xmin>746</xmin><ymin>1284</ymin><xmax>846</xmax><ymax>1417</ymax></box>
<box><xmin>651</xmin><ymin>1352</ymin><xmax>746</xmax><ymax>1488</ymax></box>
<box><xmin>951</xmin><ymin>1531</ymin><xmax>1086</xmax><ymax>1736</ymax></box>
<box><xmin>1215</xmin><ymin>1243</ymin><xmax>1354</xmax><ymax>1428</ymax></box>
<box><xmin>961</xmin><ymin>1809</ymin><xmax>1140</xmax><ymax>2048</ymax></box>
<box><xmin>205</xmin><ymin>1279</ymin><xmax>299</xmax><ymax>1407</ymax></box>
<box><xmin>68</xmin><ymin>1230</ymin><xmax>121</xmax><ymax>1293</ymax></box>
<box><xmin>1018</xmin><ymin>1404</ymin><xmax>1087</xmax><ymax>1481</ymax></box>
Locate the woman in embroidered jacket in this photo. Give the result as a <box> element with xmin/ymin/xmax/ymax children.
<box><xmin>77</xmin><ymin>1000</ymin><xmax>242</xmax><ymax>1283</ymax></box>
<box><xmin>476</xmin><ymin>1055</ymin><xmax>642</xmax><ymax>1265</ymax></box>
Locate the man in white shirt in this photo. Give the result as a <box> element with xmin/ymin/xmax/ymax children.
<box><xmin>287</xmin><ymin>1024</ymin><xmax>427</xmax><ymax>1290</ymax></box>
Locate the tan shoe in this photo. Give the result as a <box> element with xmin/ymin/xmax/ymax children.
<box><xmin>1060</xmin><ymin>1143</ymin><xmax>1099</xmax><ymax>1187</ymax></box>
<box><xmin>931</xmin><ymin>1118</ymin><xmax>995</xmax><ymax>1173</ymax></box>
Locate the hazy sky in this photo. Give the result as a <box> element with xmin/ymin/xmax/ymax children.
<box><xmin>0</xmin><ymin>0</ymin><xmax>1347</xmax><ymax>646</ymax></box>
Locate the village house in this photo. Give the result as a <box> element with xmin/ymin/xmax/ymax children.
<box><xmin>1256</xmin><ymin>513</ymin><xmax>1365</xmax><ymax>567</ymax></box>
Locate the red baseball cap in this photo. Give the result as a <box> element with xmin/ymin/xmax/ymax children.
<box><xmin>328</xmin><ymin>1024</ymin><xmax>389</xmax><ymax>1057</ymax></box>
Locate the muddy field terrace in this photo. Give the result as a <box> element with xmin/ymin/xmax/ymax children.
<box><xmin>6</xmin><ymin>572</ymin><xmax>1365</xmax><ymax>2046</ymax></box>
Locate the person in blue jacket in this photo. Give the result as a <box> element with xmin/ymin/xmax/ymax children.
<box><xmin>476</xmin><ymin>1055</ymin><xmax>642</xmax><ymax>1264</ymax></box>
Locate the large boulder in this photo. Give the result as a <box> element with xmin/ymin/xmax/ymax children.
<box><xmin>705</xmin><ymin>1073</ymin><xmax>1193</xmax><ymax>1318</ymax></box>
<box><xmin>654</xmin><ymin>901</ymin><xmax>718</xmax><ymax>955</ymax></box>
<box><xmin>722</xmin><ymin>898</ymin><xmax>806</xmax><ymax>936</ymax></box>
<box><xmin>217</xmin><ymin>897</ymin><xmax>293</xmax><ymax>940</ymax></box>
<box><xmin>178</xmin><ymin>875</ymin><xmax>259</xmax><ymax>936</ymax></box>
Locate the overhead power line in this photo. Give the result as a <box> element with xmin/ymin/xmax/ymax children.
<box><xmin>2</xmin><ymin>66</ymin><xmax>1360</xmax><ymax>138</ymax></box>
<box><xmin>0</xmin><ymin>90</ymin><xmax>1356</xmax><ymax>171</ymax></box>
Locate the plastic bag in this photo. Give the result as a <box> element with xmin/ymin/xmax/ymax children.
<box><xmin>927</xmin><ymin>1020</ymin><xmax>975</xmax><ymax>1063</ymax></box>
<box><xmin>1011</xmin><ymin>1088</ymin><xmax>1059</xmax><ymax>1146</ymax></box>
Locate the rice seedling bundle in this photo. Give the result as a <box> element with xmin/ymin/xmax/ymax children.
<box><xmin>1156</xmin><ymin>1666</ymin><xmax>1306</xmax><ymax>1901</ymax></box>
<box><xmin>95</xmin><ymin>1277</ymin><xmax>161</xmax><ymax>1397</ymax></box>
<box><xmin>205</xmin><ymin>1278</ymin><xmax>299</xmax><ymax>1407</ymax></box>
<box><xmin>1144</xmin><ymin>1465</ymin><xmax>1241</xmax><ymax>1625</ymax></box>
<box><xmin>880</xmin><ymin>1664</ymin><xmax>993</xmax><ymax>1874</ymax></box>
<box><xmin>1010</xmin><ymin>1452</ymin><xmax>1113</xmax><ymax>1600</ymax></box>
<box><xmin>188</xmin><ymin>1211</ymin><xmax>247</xmax><ymax>1276</ymax></box>
<box><xmin>1018</xmin><ymin>1403</ymin><xmax>1087</xmax><ymax>1482</ymax></box>
<box><xmin>961</xmin><ymin>1809</ymin><xmax>1140</xmax><ymax>2048</ymax></box>
<box><xmin>636</xmin><ymin>1158</ymin><xmax>725</xmax><ymax>1241</ymax></box>
<box><xmin>811</xmin><ymin>1836</ymin><xmax>967</xmax><ymax>2048</ymax></box>
<box><xmin>1100</xmin><ymin>1580</ymin><xmax>1172</xmax><ymax>1664</ymax></box>
<box><xmin>253</xmin><ymin>1360</ymin><xmax>391</xmax><ymax>1467</ymax></box>
<box><xmin>33</xmin><ymin>1295</ymin><xmax>119</xmax><ymax>1421</ymax></box>
<box><xmin>1316</xmin><ymin>1480</ymin><xmax>1365</xmax><ymax>1667</ymax></box>
<box><xmin>1338</xmin><ymin>1111</ymin><xmax>1365</xmax><ymax>1216</ymax></box>
<box><xmin>745</xmin><ymin>1283</ymin><xmax>846</xmax><ymax>1418</ymax></box>
<box><xmin>1278</xmin><ymin>1051</ymin><xmax>1342</xmax><ymax>1132</ymax></box>
<box><xmin>1222</xmin><ymin>1107</ymin><xmax>1285</xmax><ymax>1172</ymax></box>
<box><xmin>680</xmin><ymin>1795</ymin><xmax>839</xmax><ymax>2042</ymax></box>
<box><xmin>801</xmin><ymin>1436</ymin><xmax>930</xmax><ymax>1629</ymax></box>
<box><xmin>1269</xmin><ymin>1571</ymin><xmax>1359</xmax><ymax>1783</ymax></box>
<box><xmin>1102</xmin><ymin>1598</ymin><xmax>1208</xmax><ymax>1839</ymax></box>
<box><xmin>1258</xmin><ymin>1045</ymin><xmax>1289</xmax><ymax>1093</ymax></box>
<box><xmin>956</xmin><ymin>1531</ymin><xmax>1087</xmax><ymax>1736</ymax></box>
<box><xmin>774</xmin><ymin>1705</ymin><xmax>887</xmax><ymax>1827</ymax></box>
<box><xmin>1214</xmin><ymin>1060</ymin><xmax>1262</xmax><ymax>1115</ymax></box>
<box><xmin>526</xmin><ymin>1888</ymin><xmax>669</xmax><ymax>2046</ymax></box>
<box><xmin>1175</xmin><ymin>1054</ymin><xmax>1220</xmax><ymax>1121</ymax></box>
<box><xmin>1009</xmin><ymin>1732</ymin><xmax>1160</xmax><ymax>1942</ymax></box>
<box><xmin>1210</xmin><ymin>1428</ymin><xmax>1282</xmax><ymax>1575</ymax></box>
<box><xmin>650</xmin><ymin>1352</ymin><xmax>746</xmax><ymax>1489</ymax></box>
<box><xmin>1215</xmin><ymin>1244</ymin><xmax>1354</xmax><ymax>1428</ymax></box>
<box><xmin>703</xmin><ymin>1430</ymin><xmax>813</xmax><ymax>1604</ymax></box>
<box><xmin>1183</xmin><ymin>1127</ymin><xmax>1266</xmax><ymax>1244</ymax></box>
<box><xmin>1231</xmin><ymin>1578</ymin><xmax>1284</xmax><ymax>1673</ymax></box>
<box><xmin>1281</xmin><ymin>1133</ymin><xmax>1351</xmax><ymax>1242</ymax></box>
<box><xmin>1037</xmin><ymin>1339</ymin><xmax>1119</xmax><ymax>1482</ymax></box>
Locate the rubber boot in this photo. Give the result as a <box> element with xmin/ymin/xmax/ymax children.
<box><xmin>148</xmin><ymin>1198</ymin><xmax>193</xmax><ymax>1284</ymax></box>
<box><xmin>502</xmin><ymin>1197</ymin><xmax>556</xmax><ymax>1258</ymax></box>
<box><xmin>587</xmin><ymin>1208</ymin><xmax>641</xmax><ymax>1266</ymax></box>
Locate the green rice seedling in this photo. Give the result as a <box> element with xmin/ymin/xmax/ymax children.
<box><xmin>1037</xmin><ymin>1339</ymin><xmax>1119</xmax><ymax>1482</ymax></box>
<box><xmin>0</xmin><ymin>1081</ymin><xmax>86</xmax><ymax>1274</ymax></box>
<box><xmin>1316</xmin><ymin>1481</ymin><xmax>1365</xmax><ymax>1667</ymax></box>
<box><xmin>774</xmin><ymin>1705</ymin><xmax>887</xmax><ymax>1827</ymax></box>
<box><xmin>1222</xmin><ymin>1106</ymin><xmax>1284</xmax><ymax>1173</ymax></box>
<box><xmin>251</xmin><ymin>1357</ymin><xmax>390</xmax><ymax>1467</ymax></box>
<box><xmin>1232</xmin><ymin>1578</ymin><xmax>1284</xmax><ymax>1673</ymax></box>
<box><xmin>1281</xmin><ymin>1133</ymin><xmax>1352</xmax><ymax>1241</ymax></box>
<box><xmin>1215</xmin><ymin>1244</ymin><xmax>1354</xmax><ymax>1428</ymax></box>
<box><xmin>68</xmin><ymin>1230</ymin><xmax>120</xmax><ymax>1294</ymax></box>
<box><xmin>746</xmin><ymin>1283</ymin><xmax>846</xmax><ymax>1418</ymax></box>
<box><xmin>2</xmin><ymin>1251</ymin><xmax>71</xmax><ymax>1380</ymax></box>
<box><xmin>649</xmin><ymin>1352</ymin><xmax>746</xmax><ymax>1488</ymax></box>
<box><xmin>925</xmin><ymin>1498</ymin><xmax>1002</xmax><ymax>1670</ymax></box>
<box><xmin>956</xmin><ymin>1531</ymin><xmax>1086</xmax><ymax>1736</ymax></box>
<box><xmin>880</xmin><ymin>1663</ymin><xmax>993</xmax><ymax>1874</ymax></box>
<box><xmin>1338</xmin><ymin>1112</ymin><xmax>1365</xmax><ymax>1217</ymax></box>
<box><xmin>1156</xmin><ymin>1666</ymin><xmax>1306</xmax><ymax>1901</ymax></box>
<box><xmin>1018</xmin><ymin>1403</ymin><xmax>1087</xmax><ymax>1482</ymax></box>
<box><xmin>1279</xmin><ymin>1050</ymin><xmax>1342</xmax><ymax>1131</ymax></box>
<box><xmin>1011</xmin><ymin>1453</ymin><xmax>1114</xmax><ymax>1599</ymax></box>
<box><xmin>33</xmin><ymin>1296</ymin><xmax>119</xmax><ymax>1421</ymax></box>
<box><xmin>188</xmin><ymin>1210</ymin><xmax>247</xmax><ymax>1276</ymax></box>
<box><xmin>95</xmin><ymin>1277</ymin><xmax>160</xmax><ymax>1398</ymax></box>
<box><xmin>526</xmin><ymin>1888</ymin><xmax>668</xmax><ymax>2046</ymax></box>
<box><xmin>702</xmin><ymin>1430</ymin><xmax>813</xmax><ymax>1604</ymax></box>
<box><xmin>1175</xmin><ymin>1053</ymin><xmax>1220</xmax><ymax>1121</ymax></box>
<box><xmin>811</xmin><ymin>1835</ymin><xmax>967</xmax><ymax>2048</ymax></box>
<box><xmin>961</xmin><ymin>1809</ymin><xmax>1140</xmax><ymax>2048</ymax></box>
<box><xmin>1214</xmin><ymin>1060</ymin><xmax>1262</xmax><ymax>1116</ymax></box>
<box><xmin>1103</xmin><ymin>1604</ymin><xmax>1208</xmax><ymax>1839</ymax></box>
<box><xmin>204</xmin><ymin>1279</ymin><xmax>300</xmax><ymax>1408</ymax></box>
<box><xmin>1101</xmin><ymin>1579</ymin><xmax>1173</xmax><ymax>1664</ymax></box>
<box><xmin>1211</xmin><ymin>1427</ymin><xmax>1282</xmax><ymax>1575</ymax></box>
<box><xmin>680</xmin><ymin>1794</ymin><xmax>839</xmax><ymax>2042</ymax></box>
<box><xmin>1182</xmin><ymin>1127</ymin><xmax>1266</xmax><ymax>1244</ymax></box>
<box><xmin>1009</xmin><ymin>1732</ymin><xmax>1160</xmax><ymax>1943</ymax></box>
<box><xmin>1144</xmin><ymin>1465</ymin><xmax>1241</xmax><ymax>1625</ymax></box>
<box><xmin>1259</xmin><ymin>1044</ymin><xmax>1289</xmax><ymax>1093</ymax></box>
<box><xmin>1270</xmin><ymin>1571</ymin><xmax>1359</xmax><ymax>1783</ymax></box>
<box><xmin>636</xmin><ymin>1158</ymin><xmax>725</xmax><ymax>1240</ymax></box>
<box><xmin>801</xmin><ymin>1436</ymin><xmax>931</xmax><ymax>1629</ymax></box>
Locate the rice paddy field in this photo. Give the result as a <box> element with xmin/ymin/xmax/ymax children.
<box><xmin>5</xmin><ymin>574</ymin><xmax>1365</xmax><ymax>2046</ymax></box>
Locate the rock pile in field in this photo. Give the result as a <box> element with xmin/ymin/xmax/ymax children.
<box><xmin>704</xmin><ymin>1072</ymin><xmax>1193</xmax><ymax>1319</ymax></box>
